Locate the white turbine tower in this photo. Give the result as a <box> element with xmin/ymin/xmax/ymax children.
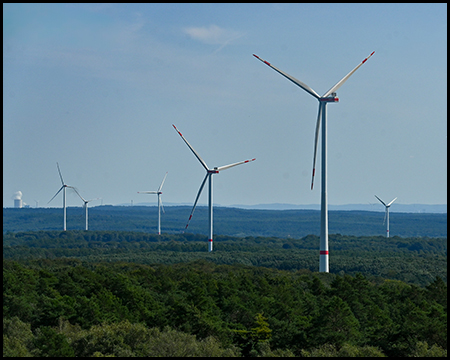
<box><xmin>138</xmin><ymin>172</ymin><xmax>168</xmax><ymax>235</ymax></box>
<box><xmin>375</xmin><ymin>195</ymin><xmax>397</xmax><ymax>238</ymax></box>
<box><xmin>173</xmin><ymin>124</ymin><xmax>255</xmax><ymax>252</ymax></box>
<box><xmin>73</xmin><ymin>189</ymin><xmax>100</xmax><ymax>231</ymax></box>
<box><xmin>48</xmin><ymin>162</ymin><xmax>75</xmax><ymax>231</ymax></box>
<box><xmin>254</xmin><ymin>51</ymin><xmax>374</xmax><ymax>272</ymax></box>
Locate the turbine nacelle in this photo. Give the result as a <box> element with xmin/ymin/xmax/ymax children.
<box><xmin>319</xmin><ymin>93</ymin><xmax>339</xmax><ymax>103</ymax></box>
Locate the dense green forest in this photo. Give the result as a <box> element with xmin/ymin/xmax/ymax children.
<box><xmin>3</xmin><ymin>230</ymin><xmax>447</xmax><ymax>286</ymax></box>
<box><xmin>3</xmin><ymin>258</ymin><xmax>447</xmax><ymax>357</ymax></box>
<box><xmin>3</xmin><ymin>207</ymin><xmax>447</xmax><ymax>357</ymax></box>
<box><xmin>3</xmin><ymin>206</ymin><xmax>447</xmax><ymax>237</ymax></box>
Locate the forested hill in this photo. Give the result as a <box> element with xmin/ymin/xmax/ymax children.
<box><xmin>3</xmin><ymin>230</ymin><xmax>447</xmax><ymax>287</ymax></box>
<box><xmin>3</xmin><ymin>205</ymin><xmax>447</xmax><ymax>237</ymax></box>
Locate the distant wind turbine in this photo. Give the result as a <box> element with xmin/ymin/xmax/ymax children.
<box><xmin>47</xmin><ymin>162</ymin><xmax>76</xmax><ymax>231</ymax></box>
<box><xmin>254</xmin><ymin>51</ymin><xmax>374</xmax><ymax>272</ymax></box>
<box><xmin>73</xmin><ymin>189</ymin><xmax>100</xmax><ymax>231</ymax></box>
<box><xmin>138</xmin><ymin>172</ymin><xmax>168</xmax><ymax>235</ymax></box>
<box><xmin>375</xmin><ymin>195</ymin><xmax>397</xmax><ymax>237</ymax></box>
<box><xmin>173</xmin><ymin>124</ymin><xmax>255</xmax><ymax>252</ymax></box>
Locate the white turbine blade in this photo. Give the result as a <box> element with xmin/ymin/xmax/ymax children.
<box><xmin>383</xmin><ymin>209</ymin><xmax>387</xmax><ymax>225</ymax></box>
<box><xmin>217</xmin><ymin>158</ymin><xmax>256</xmax><ymax>172</ymax></box>
<box><xmin>160</xmin><ymin>196</ymin><xmax>165</xmax><ymax>214</ymax></box>
<box><xmin>158</xmin><ymin>172</ymin><xmax>168</xmax><ymax>192</ymax></box>
<box><xmin>185</xmin><ymin>173</ymin><xmax>209</xmax><ymax>232</ymax></box>
<box><xmin>86</xmin><ymin>197</ymin><xmax>101</xmax><ymax>204</ymax></box>
<box><xmin>138</xmin><ymin>191</ymin><xmax>158</xmax><ymax>194</ymax></box>
<box><xmin>48</xmin><ymin>186</ymin><xmax>64</xmax><ymax>204</ymax></box>
<box><xmin>71</xmin><ymin>187</ymin><xmax>86</xmax><ymax>202</ymax></box>
<box><xmin>322</xmin><ymin>51</ymin><xmax>375</xmax><ymax>98</ymax></box>
<box><xmin>253</xmin><ymin>54</ymin><xmax>320</xmax><ymax>99</ymax></box>
<box><xmin>374</xmin><ymin>195</ymin><xmax>387</xmax><ymax>207</ymax></box>
<box><xmin>173</xmin><ymin>124</ymin><xmax>209</xmax><ymax>171</ymax></box>
<box><xmin>311</xmin><ymin>104</ymin><xmax>323</xmax><ymax>190</ymax></box>
<box><xmin>387</xmin><ymin>197</ymin><xmax>397</xmax><ymax>207</ymax></box>
<box><xmin>56</xmin><ymin>162</ymin><xmax>65</xmax><ymax>185</ymax></box>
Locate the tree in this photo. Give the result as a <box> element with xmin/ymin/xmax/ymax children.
<box><xmin>310</xmin><ymin>296</ymin><xmax>361</xmax><ymax>348</ymax></box>
<box><xmin>32</xmin><ymin>326</ymin><xmax>75</xmax><ymax>357</ymax></box>
<box><xmin>3</xmin><ymin>317</ymin><xmax>34</xmax><ymax>357</ymax></box>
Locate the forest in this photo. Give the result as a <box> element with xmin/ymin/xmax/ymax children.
<box><xmin>3</xmin><ymin>205</ymin><xmax>448</xmax><ymax>237</ymax></box>
<box><xmin>3</xmin><ymin>229</ymin><xmax>448</xmax><ymax>357</ymax></box>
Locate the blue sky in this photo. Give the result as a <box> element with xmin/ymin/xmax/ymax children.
<box><xmin>3</xmin><ymin>3</ymin><xmax>447</xmax><ymax>209</ymax></box>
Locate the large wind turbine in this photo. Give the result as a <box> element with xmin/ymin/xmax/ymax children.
<box><xmin>73</xmin><ymin>189</ymin><xmax>100</xmax><ymax>231</ymax></box>
<box><xmin>254</xmin><ymin>51</ymin><xmax>374</xmax><ymax>272</ymax></box>
<box><xmin>48</xmin><ymin>162</ymin><xmax>75</xmax><ymax>231</ymax></box>
<box><xmin>173</xmin><ymin>124</ymin><xmax>255</xmax><ymax>252</ymax></box>
<box><xmin>375</xmin><ymin>195</ymin><xmax>397</xmax><ymax>238</ymax></box>
<box><xmin>138</xmin><ymin>172</ymin><xmax>168</xmax><ymax>235</ymax></box>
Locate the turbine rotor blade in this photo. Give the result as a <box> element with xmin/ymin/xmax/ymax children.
<box><xmin>374</xmin><ymin>195</ymin><xmax>387</xmax><ymax>207</ymax></box>
<box><xmin>71</xmin><ymin>187</ymin><xmax>85</xmax><ymax>202</ymax></box>
<box><xmin>48</xmin><ymin>186</ymin><xmax>64</xmax><ymax>204</ymax></box>
<box><xmin>253</xmin><ymin>54</ymin><xmax>320</xmax><ymax>99</ymax></box>
<box><xmin>311</xmin><ymin>104</ymin><xmax>323</xmax><ymax>190</ymax></box>
<box><xmin>185</xmin><ymin>173</ymin><xmax>209</xmax><ymax>232</ymax></box>
<box><xmin>387</xmin><ymin>197</ymin><xmax>397</xmax><ymax>207</ymax></box>
<box><xmin>322</xmin><ymin>51</ymin><xmax>375</xmax><ymax>98</ymax></box>
<box><xmin>217</xmin><ymin>158</ymin><xmax>256</xmax><ymax>172</ymax></box>
<box><xmin>173</xmin><ymin>124</ymin><xmax>209</xmax><ymax>171</ymax></box>
<box><xmin>86</xmin><ymin>198</ymin><xmax>101</xmax><ymax>204</ymax></box>
<box><xmin>160</xmin><ymin>196</ymin><xmax>165</xmax><ymax>214</ymax></box>
<box><xmin>158</xmin><ymin>172</ymin><xmax>168</xmax><ymax>192</ymax></box>
<box><xmin>138</xmin><ymin>191</ymin><xmax>158</xmax><ymax>194</ymax></box>
<box><xmin>56</xmin><ymin>162</ymin><xmax>65</xmax><ymax>185</ymax></box>
<box><xmin>383</xmin><ymin>209</ymin><xmax>387</xmax><ymax>225</ymax></box>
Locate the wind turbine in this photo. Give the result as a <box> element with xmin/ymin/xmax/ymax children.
<box><xmin>138</xmin><ymin>172</ymin><xmax>168</xmax><ymax>235</ymax></box>
<box><xmin>47</xmin><ymin>162</ymin><xmax>76</xmax><ymax>231</ymax></box>
<box><xmin>73</xmin><ymin>189</ymin><xmax>100</xmax><ymax>231</ymax></box>
<box><xmin>173</xmin><ymin>124</ymin><xmax>255</xmax><ymax>252</ymax></box>
<box><xmin>254</xmin><ymin>51</ymin><xmax>374</xmax><ymax>272</ymax></box>
<box><xmin>375</xmin><ymin>195</ymin><xmax>397</xmax><ymax>238</ymax></box>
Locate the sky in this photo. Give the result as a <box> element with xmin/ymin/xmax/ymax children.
<box><xmin>3</xmin><ymin>3</ymin><xmax>447</xmax><ymax>210</ymax></box>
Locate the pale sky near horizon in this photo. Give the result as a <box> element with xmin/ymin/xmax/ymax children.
<box><xmin>3</xmin><ymin>3</ymin><xmax>447</xmax><ymax>209</ymax></box>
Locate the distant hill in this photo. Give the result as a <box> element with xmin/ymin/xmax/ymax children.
<box><xmin>229</xmin><ymin>203</ymin><xmax>447</xmax><ymax>213</ymax></box>
<box><xmin>119</xmin><ymin>202</ymin><xmax>447</xmax><ymax>213</ymax></box>
<box><xmin>3</xmin><ymin>205</ymin><xmax>447</xmax><ymax>238</ymax></box>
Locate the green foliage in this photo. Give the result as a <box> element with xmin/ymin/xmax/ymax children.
<box><xmin>2</xmin><ymin>229</ymin><xmax>447</xmax><ymax>357</ymax></box>
<box><xmin>3</xmin><ymin>317</ymin><xmax>34</xmax><ymax>357</ymax></box>
<box><xmin>301</xmin><ymin>343</ymin><xmax>387</xmax><ymax>357</ymax></box>
<box><xmin>3</xmin><ymin>230</ymin><xmax>447</xmax><ymax>286</ymax></box>
<box><xmin>32</xmin><ymin>326</ymin><xmax>75</xmax><ymax>357</ymax></box>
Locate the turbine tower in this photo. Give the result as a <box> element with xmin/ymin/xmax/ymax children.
<box><xmin>254</xmin><ymin>51</ymin><xmax>374</xmax><ymax>272</ymax></box>
<box><xmin>138</xmin><ymin>172</ymin><xmax>168</xmax><ymax>235</ymax></box>
<box><xmin>375</xmin><ymin>195</ymin><xmax>397</xmax><ymax>237</ymax></box>
<box><xmin>73</xmin><ymin>189</ymin><xmax>100</xmax><ymax>231</ymax></box>
<box><xmin>48</xmin><ymin>162</ymin><xmax>75</xmax><ymax>231</ymax></box>
<box><xmin>173</xmin><ymin>124</ymin><xmax>255</xmax><ymax>252</ymax></box>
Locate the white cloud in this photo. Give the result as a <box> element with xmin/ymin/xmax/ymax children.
<box><xmin>183</xmin><ymin>24</ymin><xmax>243</xmax><ymax>52</ymax></box>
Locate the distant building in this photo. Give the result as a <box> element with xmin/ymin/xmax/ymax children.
<box><xmin>13</xmin><ymin>191</ymin><xmax>23</xmax><ymax>208</ymax></box>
